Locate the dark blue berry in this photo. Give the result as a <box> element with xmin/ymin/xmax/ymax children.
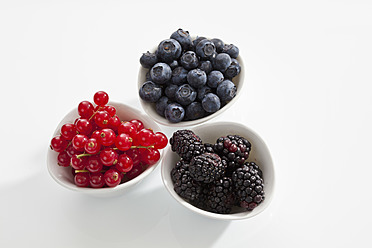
<box><xmin>195</xmin><ymin>39</ymin><xmax>216</xmax><ymax>60</ymax></box>
<box><xmin>202</xmin><ymin>93</ymin><xmax>221</xmax><ymax>113</ymax></box>
<box><xmin>211</xmin><ymin>38</ymin><xmax>224</xmax><ymax>53</ymax></box>
<box><xmin>185</xmin><ymin>102</ymin><xmax>206</xmax><ymax>120</ymax></box>
<box><xmin>169</xmin><ymin>60</ymin><xmax>179</xmax><ymax>69</ymax></box>
<box><xmin>180</xmin><ymin>51</ymin><xmax>199</xmax><ymax>70</ymax></box>
<box><xmin>193</xmin><ymin>36</ymin><xmax>207</xmax><ymax>49</ymax></box>
<box><xmin>222</xmin><ymin>44</ymin><xmax>239</xmax><ymax>59</ymax></box>
<box><xmin>156</xmin><ymin>39</ymin><xmax>182</xmax><ymax>63</ymax></box>
<box><xmin>171</xmin><ymin>66</ymin><xmax>188</xmax><ymax>85</ymax></box>
<box><xmin>175</xmin><ymin>84</ymin><xmax>197</xmax><ymax>106</ymax></box>
<box><xmin>207</xmin><ymin>70</ymin><xmax>224</xmax><ymax>88</ymax></box>
<box><xmin>224</xmin><ymin>58</ymin><xmax>241</xmax><ymax>79</ymax></box>
<box><xmin>164</xmin><ymin>84</ymin><xmax>178</xmax><ymax>100</ymax></box>
<box><xmin>139</xmin><ymin>81</ymin><xmax>162</xmax><ymax>103</ymax></box>
<box><xmin>155</xmin><ymin>96</ymin><xmax>171</xmax><ymax>117</ymax></box>
<box><xmin>187</xmin><ymin>69</ymin><xmax>207</xmax><ymax>89</ymax></box>
<box><xmin>213</xmin><ymin>53</ymin><xmax>232</xmax><ymax>72</ymax></box>
<box><xmin>140</xmin><ymin>52</ymin><xmax>158</xmax><ymax>69</ymax></box>
<box><xmin>150</xmin><ymin>62</ymin><xmax>172</xmax><ymax>84</ymax></box>
<box><xmin>197</xmin><ymin>86</ymin><xmax>212</xmax><ymax>101</ymax></box>
<box><xmin>216</xmin><ymin>80</ymin><xmax>236</xmax><ymax>102</ymax></box>
<box><xmin>165</xmin><ymin>103</ymin><xmax>185</xmax><ymax>123</ymax></box>
<box><xmin>198</xmin><ymin>60</ymin><xmax>213</xmax><ymax>74</ymax></box>
<box><xmin>170</xmin><ymin>28</ymin><xmax>193</xmax><ymax>51</ymax></box>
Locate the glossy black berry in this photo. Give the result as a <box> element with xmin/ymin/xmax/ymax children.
<box><xmin>189</xmin><ymin>153</ymin><xmax>224</xmax><ymax>184</ymax></box>
<box><xmin>169</xmin><ymin>130</ymin><xmax>205</xmax><ymax>162</ymax></box>
<box><xmin>206</xmin><ymin>177</ymin><xmax>235</xmax><ymax>214</ymax></box>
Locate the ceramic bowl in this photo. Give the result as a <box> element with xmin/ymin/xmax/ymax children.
<box><xmin>47</xmin><ymin>101</ymin><xmax>164</xmax><ymax>197</ymax></box>
<box><xmin>161</xmin><ymin>122</ymin><xmax>275</xmax><ymax>220</ymax></box>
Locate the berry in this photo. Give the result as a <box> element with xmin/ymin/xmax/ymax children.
<box><xmin>198</xmin><ymin>60</ymin><xmax>213</xmax><ymax>74</ymax></box>
<box><xmin>211</xmin><ymin>38</ymin><xmax>224</xmax><ymax>53</ymax></box>
<box><xmin>74</xmin><ymin>172</ymin><xmax>90</xmax><ymax>187</ymax></box>
<box><xmin>104</xmin><ymin>168</ymin><xmax>121</xmax><ymax>187</ymax></box>
<box><xmin>125</xmin><ymin>148</ymin><xmax>141</xmax><ymax>167</ymax></box>
<box><xmin>185</xmin><ymin>102</ymin><xmax>206</xmax><ymax>121</ymax></box>
<box><xmin>164</xmin><ymin>84</ymin><xmax>178</xmax><ymax>100</ymax></box>
<box><xmin>189</xmin><ymin>152</ymin><xmax>224</xmax><ymax>184</ymax></box>
<box><xmin>207</xmin><ymin>70</ymin><xmax>224</xmax><ymax>88</ymax></box>
<box><xmin>169</xmin><ymin>130</ymin><xmax>205</xmax><ymax>161</ymax></box>
<box><xmin>103</xmin><ymin>105</ymin><xmax>116</xmax><ymax>117</ymax></box>
<box><xmin>170</xmin><ymin>28</ymin><xmax>193</xmax><ymax>51</ymax></box>
<box><xmin>206</xmin><ymin>177</ymin><xmax>235</xmax><ymax>214</ymax></box>
<box><xmin>72</xmin><ymin>134</ymin><xmax>88</xmax><ymax>151</ymax></box>
<box><xmin>202</xmin><ymin>93</ymin><xmax>221</xmax><ymax>113</ymax></box>
<box><xmin>71</xmin><ymin>155</ymin><xmax>87</xmax><ymax>170</ymax></box>
<box><xmin>187</xmin><ymin>69</ymin><xmax>207</xmax><ymax>89</ymax></box>
<box><xmin>86</xmin><ymin>155</ymin><xmax>103</xmax><ymax>173</ymax></box>
<box><xmin>150</xmin><ymin>62</ymin><xmax>172</xmax><ymax>84</ymax></box>
<box><xmin>224</xmin><ymin>58</ymin><xmax>241</xmax><ymax>79</ymax></box>
<box><xmin>89</xmin><ymin>172</ymin><xmax>105</xmax><ymax>188</ymax></box>
<box><xmin>60</xmin><ymin>123</ymin><xmax>77</xmax><ymax>140</ymax></box>
<box><xmin>164</xmin><ymin>103</ymin><xmax>185</xmax><ymax>123</ymax></box>
<box><xmin>78</xmin><ymin>101</ymin><xmax>94</xmax><ymax>119</ymax></box>
<box><xmin>156</xmin><ymin>39</ymin><xmax>182</xmax><ymax>63</ymax></box>
<box><xmin>57</xmin><ymin>151</ymin><xmax>70</xmax><ymax>167</ymax></box>
<box><xmin>216</xmin><ymin>80</ymin><xmax>237</xmax><ymax>102</ymax></box>
<box><xmin>130</xmin><ymin>119</ymin><xmax>144</xmax><ymax>131</ymax></box>
<box><xmin>99</xmin><ymin>128</ymin><xmax>116</xmax><ymax>146</ymax></box>
<box><xmin>100</xmin><ymin>148</ymin><xmax>118</xmax><ymax>166</ymax></box>
<box><xmin>115</xmin><ymin>133</ymin><xmax>132</xmax><ymax>151</ymax></box>
<box><xmin>192</xmin><ymin>36</ymin><xmax>206</xmax><ymax>48</ymax></box>
<box><xmin>93</xmin><ymin>91</ymin><xmax>109</xmax><ymax>106</ymax></box>
<box><xmin>118</xmin><ymin>121</ymin><xmax>137</xmax><ymax>137</ymax></box>
<box><xmin>155</xmin><ymin>96</ymin><xmax>171</xmax><ymax>117</ymax></box>
<box><xmin>75</xmin><ymin>118</ymin><xmax>93</xmax><ymax>135</ymax></box>
<box><xmin>154</xmin><ymin>132</ymin><xmax>168</xmax><ymax>149</ymax></box>
<box><xmin>140</xmin><ymin>148</ymin><xmax>160</xmax><ymax>166</ymax></box>
<box><xmin>108</xmin><ymin>115</ymin><xmax>121</xmax><ymax>131</ymax></box>
<box><xmin>195</xmin><ymin>39</ymin><xmax>216</xmax><ymax>60</ymax></box>
<box><xmin>213</xmin><ymin>53</ymin><xmax>231</xmax><ymax>72</ymax></box>
<box><xmin>139</xmin><ymin>81</ymin><xmax>162</xmax><ymax>103</ymax></box>
<box><xmin>94</xmin><ymin>110</ymin><xmax>110</xmax><ymax>128</ymax></box>
<box><xmin>197</xmin><ymin>86</ymin><xmax>212</xmax><ymax>102</ymax></box>
<box><xmin>137</xmin><ymin>128</ymin><xmax>155</xmax><ymax>147</ymax></box>
<box><xmin>180</xmin><ymin>51</ymin><xmax>199</xmax><ymax>70</ymax></box>
<box><xmin>222</xmin><ymin>44</ymin><xmax>239</xmax><ymax>59</ymax></box>
<box><xmin>140</xmin><ymin>51</ymin><xmax>158</xmax><ymax>69</ymax></box>
<box><xmin>171</xmin><ymin>66</ymin><xmax>189</xmax><ymax>85</ymax></box>
<box><xmin>116</xmin><ymin>154</ymin><xmax>133</xmax><ymax>173</ymax></box>
<box><xmin>84</xmin><ymin>138</ymin><xmax>101</xmax><ymax>154</ymax></box>
<box><xmin>50</xmin><ymin>135</ymin><xmax>68</xmax><ymax>152</ymax></box>
<box><xmin>66</xmin><ymin>145</ymin><xmax>79</xmax><ymax>157</ymax></box>
<box><xmin>175</xmin><ymin>84</ymin><xmax>197</xmax><ymax>106</ymax></box>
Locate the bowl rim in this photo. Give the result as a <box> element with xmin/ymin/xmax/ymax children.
<box><xmin>47</xmin><ymin>101</ymin><xmax>164</xmax><ymax>195</ymax></box>
<box><xmin>161</xmin><ymin>121</ymin><xmax>275</xmax><ymax>220</ymax></box>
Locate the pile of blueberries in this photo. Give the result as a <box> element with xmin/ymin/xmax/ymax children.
<box><xmin>139</xmin><ymin>28</ymin><xmax>241</xmax><ymax>123</ymax></box>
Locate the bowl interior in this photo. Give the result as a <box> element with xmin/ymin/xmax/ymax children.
<box><xmin>47</xmin><ymin>101</ymin><xmax>163</xmax><ymax>197</ymax></box>
<box><xmin>161</xmin><ymin>122</ymin><xmax>275</xmax><ymax>220</ymax></box>
<box><xmin>138</xmin><ymin>44</ymin><xmax>245</xmax><ymax>127</ymax></box>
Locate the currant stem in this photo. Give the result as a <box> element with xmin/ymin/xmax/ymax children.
<box><xmin>88</xmin><ymin>106</ymin><xmax>103</xmax><ymax>121</ymax></box>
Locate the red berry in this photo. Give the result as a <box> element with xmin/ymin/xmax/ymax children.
<box><xmin>141</xmin><ymin>148</ymin><xmax>160</xmax><ymax>166</ymax></box>
<box><xmin>108</xmin><ymin>115</ymin><xmax>121</xmax><ymax>131</ymax></box>
<box><xmin>71</xmin><ymin>155</ymin><xmax>87</xmax><ymax>170</ymax></box>
<box><xmin>74</xmin><ymin>172</ymin><xmax>90</xmax><ymax>187</ymax></box>
<box><xmin>66</xmin><ymin>145</ymin><xmax>79</xmax><ymax>157</ymax></box>
<box><xmin>104</xmin><ymin>168</ymin><xmax>121</xmax><ymax>187</ymax></box>
<box><xmin>50</xmin><ymin>135</ymin><xmax>68</xmax><ymax>152</ymax></box>
<box><xmin>137</xmin><ymin>128</ymin><xmax>155</xmax><ymax>147</ymax></box>
<box><xmin>115</xmin><ymin>133</ymin><xmax>132</xmax><ymax>151</ymax></box>
<box><xmin>60</xmin><ymin>123</ymin><xmax>77</xmax><ymax>140</ymax></box>
<box><xmin>91</xmin><ymin>130</ymin><xmax>101</xmax><ymax>141</ymax></box>
<box><xmin>89</xmin><ymin>172</ymin><xmax>105</xmax><ymax>188</ymax></box>
<box><xmin>125</xmin><ymin>164</ymin><xmax>146</xmax><ymax>181</ymax></box>
<box><xmin>94</xmin><ymin>110</ymin><xmax>110</xmax><ymax>128</ymax></box>
<box><xmin>100</xmin><ymin>148</ymin><xmax>118</xmax><ymax>166</ymax></box>
<box><xmin>99</xmin><ymin>128</ymin><xmax>116</xmax><ymax>146</ymax></box>
<box><xmin>57</xmin><ymin>151</ymin><xmax>70</xmax><ymax>167</ymax></box>
<box><xmin>130</xmin><ymin>119</ymin><xmax>144</xmax><ymax>131</ymax></box>
<box><xmin>125</xmin><ymin>149</ymin><xmax>141</xmax><ymax>167</ymax></box>
<box><xmin>72</xmin><ymin>134</ymin><xmax>88</xmax><ymax>151</ymax></box>
<box><xmin>103</xmin><ymin>105</ymin><xmax>116</xmax><ymax>117</ymax></box>
<box><xmin>75</xmin><ymin>118</ymin><xmax>93</xmax><ymax>135</ymax></box>
<box><xmin>115</xmin><ymin>154</ymin><xmax>133</xmax><ymax>173</ymax></box>
<box><xmin>154</xmin><ymin>132</ymin><xmax>168</xmax><ymax>149</ymax></box>
<box><xmin>118</xmin><ymin>121</ymin><xmax>137</xmax><ymax>136</ymax></box>
<box><xmin>86</xmin><ymin>155</ymin><xmax>103</xmax><ymax>173</ymax></box>
<box><xmin>228</xmin><ymin>143</ymin><xmax>238</xmax><ymax>153</ymax></box>
<box><xmin>78</xmin><ymin>101</ymin><xmax>94</xmax><ymax>119</ymax></box>
<box><xmin>84</xmin><ymin>138</ymin><xmax>101</xmax><ymax>154</ymax></box>
<box><xmin>94</xmin><ymin>91</ymin><xmax>109</xmax><ymax>106</ymax></box>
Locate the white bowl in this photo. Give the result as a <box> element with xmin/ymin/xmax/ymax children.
<box><xmin>138</xmin><ymin>45</ymin><xmax>245</xmax><ymax>127</ymax></box>
<box><xmin>161</xmin><ymin>122</ymin><xmax>275</xmax><ymax>220</ymax></box>
<box><xmin>47</xmin><ymin>101</ymin><xmax>164</xmax><ymax>197</ymax></box>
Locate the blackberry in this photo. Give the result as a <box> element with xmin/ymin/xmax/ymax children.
<box><xmin>171</xmin><ymin>160</ymin><xmax>203</xmax><ymax>201</ymax></box>
<box><xmin>189</xmin><ymin>153</ymin><xmax>224</xmax><ymax>184</ymax></box>
<box><xmin>232</xmin><ymin>162</ymin><xmax>265</xmax><ymax>211</ymax></box>
<box><xmin>206</xmin><ymin>177</ymin><xmax>235</xmax><ymax>214</ymax></box>
<box><xmin>169</xmin><ymin>130</ymin><xmax>205</xmax><ymax>161</ymax></box>
<box><xmin>213</xmin><ymin>135</ymin><xmax>251</xmax><ymax>175</ymax></box>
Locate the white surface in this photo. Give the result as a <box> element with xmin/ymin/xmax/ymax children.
<box><xmin>161</xmin><ymin>122</ymin><xmax>275</xmax><ymax>220</ymax></box>
<box><xmin>1</xmin><ymin>0</ymin><xmax>371</xmax><ymax>247</ymax></box>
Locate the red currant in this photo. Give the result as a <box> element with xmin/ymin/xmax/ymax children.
<box><xmin>115</xmin><ymin>133</ymin><xmax>132</xmax><ymax>151</ymax></box>
<box><xmin>130</xmin><ymin>119</ymin><xmax>144</xmax><ymax>131</ymax></box>
<box><xmin>125</xmin><ymin>164</ymin><xmax>146</xmax><ymax>181</ymax></box>
<box><xmin>86</xmin><ymin>155</ymin><xmax>103</xmax><ymax>173</ymax></box>
<box><xmin>103</xmin><ymin>105</ymin><xmax>116</xmax><ymax>117</ymax></box>
<box><xmin>125</xmin><ymin>148</ymin><xmax>141</xmax><ymax>167</ymax></box>
<box><xmin>78</xmin><ymin>101</ymin><xmax>94</xmax><ymax>119</ymax></box>
<box><xmin>74</xmin><ymin>172</ymin><xmax>90</xmax><ymax>187</ymax></box>
<box><xmin>94</xmin><ymin>110</ymin><xmax>110</xmax><ymax>128</ymax></box>
<box><xmin>57</xmin><ymin>151</ymin><xmax>70</xmax><ymax>167</ymax></box>
<box><xmin>89</xmin><ymin>172</ymin><xmax>105</xmax><ymax>188</ymax></box>
<box><xmin>84</xmin><ymin>138</ymin><xmax>101</xmax><ymax>154</ymax></box>
<box><xmin>118</xmin><ymin>121</ymin><xmax>137</xmax><ymax>136</ymax></box>
<box><xmin>154</xmin><ymin>132</ymin><xmax>168</xmax><ymax>149</ymax></box>
<box><xmin>137</xmin><ymin>128</ymin><xmax>155</xmax><ymax>146</ymax></box>
<box><xmin>71</xmin><ymin>155</ymin><xmax>87</xmax><ymax>170</ymax></box>
<box><xmin>104</xmin><ymin>168</ymin><xmax>121</xmax><ymax>187</ymax></box>
<box><xmin>72</xmin><ymin>134</ymin><xmax>88</xmax><ymax>151</ymax></box>
<box><xmin>115</xmin><ymin>154</ymin><xmax>133</xmax><ymax>173</ymax></box>
<box><xmin>99</xmin><ymin>128</ymin><xmax>116</xmax><ymax>146</ymax></box>
<box><xmin>50</xmin><ymin>135</ymin><xmax>68</xmax><ymax>152</ymax></box>
<box><xmin>60</xmin><ymin>123</ymin><xmax>77</xmax><ymax>140</ymax></box>
<box><xmin>108</xmin><ymin>115</ymin><xmax>121</xmax><ymax>131</ymax></box>
<box><xmin>100</xmin><ymin>148</ymin><xmax>118</xmax><ymax>166</ymax></box>
<box><xmin>141</xmin><ymin>148</ymin><xmax>160</xmax><ymax>166</ymax></box>
<box><xmin>75</xmin><ymin>118</ymin><xmax>93</xmax><ymax>135</ymax></box>
<box><xmin>93</xmin><ymin>91</ymin><xmax>109</xmax><ymax>106</ymax></box>
<box><xmin>66</xmin><ymin>145</ymin><xmax>79</xmax><ymax>157</ymax></box>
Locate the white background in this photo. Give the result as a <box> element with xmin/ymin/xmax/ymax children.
<box><xmin>1</xmin><ymin>0</ymin><xmax>371</xmax><ymax>247</ymax></box>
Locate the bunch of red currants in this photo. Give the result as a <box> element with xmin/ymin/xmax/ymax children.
<box><xmin>50</xmin><ymin>91</ymin><xmax>168</xmax><ymax>188</ymax></box>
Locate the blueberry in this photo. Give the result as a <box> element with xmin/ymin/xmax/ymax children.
<box><xmin>185</xmin><ymin>102</ymin><xmax>206</xmax><ymax>120</ymax></box>
<box><xmin>213</xmin><ymin>53</ymin><xmax>231</xmax><ymax>72</ymax></box>
<box><xmin>224</xmin><ymin>58</ymin><xmax>241</xmax><ymax>79</ymax></box>
<box><xmin>187</xmin><ymin>69</ymin><xmax>207</xmax><ymax>89</ymax></box>
<box><xmin>195</xmin><ymin>39</ymin><xmax>216</xmax><ymax>60</ymax></box>
<box><xmin>202</xmin><ymin>93</ymin><xmax>221</xmax><ymax>113</ymax></box>
<box><xmin>169</xmin><ymin>60</ymin><xmax>179</xmax><ymax>69</ymax></box>
<box><xmin>207</xmin><ymin>70</ymin><xmax>224</xmax><ymax>88</ymax></box>
<box><xmin>197</xmin><ymin>86</ymin><xmax>212</xmax><ymax>101</ymax></box>
<box><xmin>170</xmin><ymin>28</ymin><xmax>193</xmax><ymax>51</ymax></box>
<box><xmin>175</xmin><ymin>84</ymin><xmax>197</xmax><ymax>106</ymax></box>
<box><xmin>193</xmin><ymin>36</ymin><xmax>207</xmax><ymax>49</ymax></box>
<box><xmin>171</xmin><ymin>66</ymin><xmax>188</xmax><ymax>85</ymax></box>
<box><xmin>140</xmin><ymin>51</ymin><xmax>158</xmax><ymax>69</ymax></box>
<box><xmin>164</xmin><ymin>103</ymin><xmax>185</xmax><ymax>123</ymax></box>
<box><xmin>156</xmin><ymin>39</ymin><xmax>182</xmax><ymax>63</ymax></box>
<box><xmin>145</xmin><ymin>70</ymin><xmax>152</xmax><ymax>81</ymax></box>
<box><xmin>222</xmin><ymin>44</ymin><xmax>239</xmax><ymax>58</ymax></box>
<box><xmin>164</xmin><ymin>84</ymin><xmax>178</xmax><ymax>100</ymax></box>
<box><xmin>180</xmin><ymin>51</ymin><xmax>199</xmax><ymax>70</ymax></box>
<box><xmin>139</xmin><ymin>81</ymin><xmax>162</xmax><ymax>103</ymax></box>
<box><xmin>216</xmin><ymin>80</ymin><xmax>237</xmax><ymax>102</ymax></box>
<box><xmin>198</xmin><ymin>60</ymin><xmax>213</xmax><ymax>74</ymax></box>
<box><xmin>211</xmin><ymin>38</ymin><xmax>224</xmax><ymax>53</ymax></box>
<box><xmin>156</xmin><ymin>96</ymin><xmax>171</xmax><ymax>117</ymax></box>
<box><xmin>150</xmin><ymin>62</ymin><xmax>172</xmax><ymax>84</ymax></box>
